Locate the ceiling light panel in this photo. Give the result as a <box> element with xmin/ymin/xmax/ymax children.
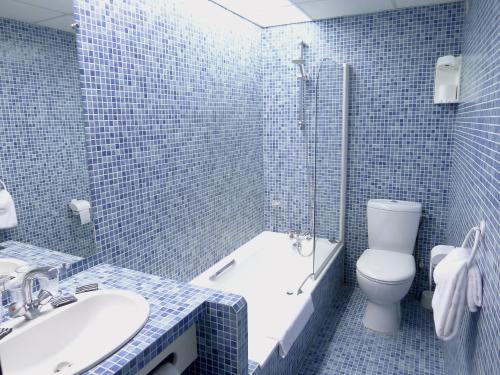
<box><xmin>210</xmin><ymin>0</ymin><xmax>311</xmax><ymax>27</ymax></box>
<box><xmin>292</xmin><ymin>0</ymin><xmax>394</xmax><ymax>20</ymax></box>
<box><xmin>210</xmin><ymin>0</ymin><xmax>462</xmax><ymax>27</ymax></box>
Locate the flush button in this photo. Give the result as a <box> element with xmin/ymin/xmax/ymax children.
<box><xmin>390</xmin><ymin>200</ymin><xmax>398</xmax><ymax>203</ymax></box>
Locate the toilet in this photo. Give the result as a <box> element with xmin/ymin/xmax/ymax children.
<box><xmin>356</xmin><ymin>199</ymin><xmax>422</xmax><ymax>333</ymax></box>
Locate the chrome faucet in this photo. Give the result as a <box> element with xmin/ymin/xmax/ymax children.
<box><xmin>288</xmin><ymin>229</ymin><xmax>312</xmax><ymax>240</ymax></box>
<box><xmin>293</xmin><ymin>237</ymin><xmax>303</xmax><ymax>252</ymax></box>
<box><xmin>8</xmin><ymin>266</ymin><xmax>59</xmax><ymax>320</ymax></box>
<box><xmin>288</xmin><ymin>229</ymin><xmax>303</xmax><ymax>250</ymax></box>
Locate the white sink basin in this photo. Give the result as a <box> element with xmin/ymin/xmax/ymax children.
<box><xmin>0</xmin><ymin>289</ymin><xmax>149</xmax><ymax>375</ymax></box>
<box><xmin>0</xmin><ymin>258</ymin><xmax>28</xmax><ymax>277</ymax></box>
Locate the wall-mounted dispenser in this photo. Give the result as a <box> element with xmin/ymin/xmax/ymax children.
<box><xmin>434</xmin><ymin>55</ymin><xmax>462</xmax><ymax>104</ymax></box>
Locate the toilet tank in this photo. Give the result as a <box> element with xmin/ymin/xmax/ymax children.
<box><xmin>367</xmin><ymin>199</ymin><xmax>422</xmax><ymax>254</ymax></box>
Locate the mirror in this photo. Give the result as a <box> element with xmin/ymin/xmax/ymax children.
<box><xmin>0</xmin><ymin>0</ymin><xmax>97</xmax><ymax>272</ymax></box>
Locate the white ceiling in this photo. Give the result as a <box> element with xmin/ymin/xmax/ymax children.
<box><xmin>0</xmin><ymin>0</ymin><xmax>463</xmax><ymax>32</ymax></box>
<box><xmin>211</xmin><ymin>0</ymin><xmax>462</xmax><ymax>27</ymax></box>
<box><xmin>0</xmin><ymin>0</ymin><xmax>75</xmax><ymax>32</ymax></box>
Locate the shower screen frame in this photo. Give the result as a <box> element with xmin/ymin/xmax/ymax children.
<box><xmin>312</xmin><ymin>62</ymin><xmax>349</xmax><ymax>280</ymax></box>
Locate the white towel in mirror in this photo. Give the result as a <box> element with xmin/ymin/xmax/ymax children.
<box><xmin>0</xmin><ymin>189</ymin><xmax>18</xmax><ymax>229</ymax></box>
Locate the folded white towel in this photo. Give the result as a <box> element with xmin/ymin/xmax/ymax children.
<box><xmin>432</xmin><ymin>247</ymin><xmax>469</xmax><ymax>341</ymax></box>
<box><xmin>0</xmin><ymin>189</ymin><xmax>18</xmax><ymax>229</ymax></box>
<box><xmin>467</xmin><ymin>263</ymin><xmax>482</xmax><ymax>312</ymax></box>
<box><xmin>265</xmin><ymin>292</ymin><xmax>314</xmax><ymax>358</ymax></box>
<box><xmin>279</xmin><ymin>295</ymin><xmax>314</xmax><ymax>357</ymax></box>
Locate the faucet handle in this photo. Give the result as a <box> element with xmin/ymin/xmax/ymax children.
<box><xmin>38</xmin><ymin>270</ymin><xmax>60</xmax><ymax>299</ymax></box>
<box><xmin>37</xmin><ymin>289</ymin><xmax>55</xmax><ymax>305</ymax></box>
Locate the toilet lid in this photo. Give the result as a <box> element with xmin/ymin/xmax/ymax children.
<box><xmin>357</xmin><ymin>249</ymin><xmax>415</xmax><ymax>283</ymax></box>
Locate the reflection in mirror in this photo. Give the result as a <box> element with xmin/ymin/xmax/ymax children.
<box><xmin>0</xmin><ymin>0</ymin><xmax>97</xmax><ymax>271</ymax></box>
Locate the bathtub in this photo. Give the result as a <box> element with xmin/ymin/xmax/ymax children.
<box><xmin>191</xmin><ymin>231</ymin><xmax>342</xmax><ymax>368</ymax></box>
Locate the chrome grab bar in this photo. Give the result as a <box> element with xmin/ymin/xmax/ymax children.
<box><xmin>209</xmin><ymin>259</ymin><xmax>236</xmax><ymax>281</ymax></box>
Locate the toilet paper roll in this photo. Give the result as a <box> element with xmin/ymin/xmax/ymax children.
<box><xmin>430</xmin><ymin>245</ymin><xmax>454</xmax><ymax>265</ymax></box>
<box><xmin>149</xmin><ymin>362</ymin><xmax>180</xmax><ymax>375</ymax></box>
<box><xmin>79</xmin><ymin>208</ymin><xmax>91</xmax><ymax>225</ymax></box>
<box><xmin>69</xmin><ymin>199</ymin><xmax>91</xmax><ymax>225</ymax></box>
<box><xmin>437</xmin><ymin>84</ymin><xmax>457</xmax><ymax>102</ymax></box>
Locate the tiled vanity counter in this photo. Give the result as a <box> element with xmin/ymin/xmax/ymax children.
<box><xmin>0</xmin><ymin>241</ymin><xmax>82</xmax><ymax>268</ymax></box>
<box><xmin>58</xmin><ymin>264</ymin><xmax>248</xmax><ymax>375</ymax></box>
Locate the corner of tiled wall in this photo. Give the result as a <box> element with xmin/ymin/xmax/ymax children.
<box><xmin>72</xmin><ymin>0</ymin><xmax>265</xmax><ymax>281</ymax></box>
<box><xmin>442</xmin><ymin>0</ymin><xmax>499</xmax><ymax>374</ymax></box>
<box><xmin>261</xmin><ymin>2</ymin><xmax>465</xmax><ymax>297</ymax></box>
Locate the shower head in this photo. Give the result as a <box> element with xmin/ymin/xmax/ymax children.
<box><xmin>293</xmin><ymin>41</ymin><xmax>308</xmax><ymax>80</ymax></box>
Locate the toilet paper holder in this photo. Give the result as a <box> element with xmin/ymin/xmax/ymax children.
<box><xmin>138</xmin><ymin>325</ymin><xmax>197</xmax><ymax>375</ymax></box>
<box><xmin>421</xmin><ymin>220</ymin><xmax>486</xmax><ymax>310</ymax></box>
<box><xmin>69</xmin><ymin>199</ymin><xmax>91</xmax><ymax>225</ymax></box>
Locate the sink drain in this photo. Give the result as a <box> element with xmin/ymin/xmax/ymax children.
<box><xmin>54</xmin><ymin>361</ymin><xmax>72</xmax><ymax>373</ymax></box>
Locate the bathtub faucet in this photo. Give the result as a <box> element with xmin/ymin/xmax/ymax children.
<box><xmin>288</xmin><ymin>229</ymin><xmax>312</xmax><ymax>240</ymax></box>
<box><xmin>293</xmin><ymin>237</ymin><xmax>303</xmax><ymax>251</ymax></box>
<box><xmin>290</xmin><ymin>230</ymin><xmax>308</xmax><ymax>252</ymax></box>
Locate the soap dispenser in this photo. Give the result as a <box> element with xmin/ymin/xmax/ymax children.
<box><xmin>434</xmin><ymin>55</ymin><xmax>462</xmax><ymax>104</ymax></box>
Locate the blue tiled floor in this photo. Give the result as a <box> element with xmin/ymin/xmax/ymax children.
<box><xmin>300</xmin><ymin>288</ymin><xmax>444</xmax><ymax>375</ymax></box>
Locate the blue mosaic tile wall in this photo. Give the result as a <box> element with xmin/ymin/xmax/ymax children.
<box><xmin>186</xmin><ymin>299</ymin><xmax>248</xmax><ymax>375</ymax></box>
<box><xmin>262</xmin><ymin>3</ymin><xmax>464</xmax><ymax>296</ymax></box>
<box><xmin>73</xmin><ymin>0</ymin><xmax>264</xmax><ymax>281</ymax></box>
<box><xmin>261</xmin><ymin>46</ymin><xmax>344</xmax><ymax>242</ymax></box>
<box><xmin>0</xmin><ymin>18</ymin><xmax>95</xmax><ymax>258</ymax></box>
<box><xmin>0</xmin><ymin>240</ymin><xmax>82</xmax><ymax>268</ymax></box>
<box><xmin>442</xmin><ymin>0</ymin><xmax>499</xmax><ymax>374</ymax></box>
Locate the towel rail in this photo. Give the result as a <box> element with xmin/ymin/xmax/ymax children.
<box><xmin>461</xmin><ymin>220</ymin><xmax>485</xmax><ymax>267</ymax></box>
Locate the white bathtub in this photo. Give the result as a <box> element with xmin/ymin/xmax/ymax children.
<box><xmin>191</xmin><ymin>231</ymin><xmax>341</xmax><ymax>367</ymax></box>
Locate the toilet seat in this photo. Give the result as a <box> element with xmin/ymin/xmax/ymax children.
<box><xmin>356</xmin><ymin>249</ymin><xmax>415</xmax><ymax>284</ymax></box>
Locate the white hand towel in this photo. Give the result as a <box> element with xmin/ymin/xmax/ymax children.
<box><xmin>265</xmin><ymin>292</ymin><xmax>314</xmax><ymax>358</ymax></box>
<box><xmin>467</xmin><ymin>263</ymin><xmax>482</xmax><ymax>312</ymax></box>
<box><xmin>0</xmin><ymin>189</ymin><xmax>18</xmax><ymax>229</ymax></box>
<box><xmin>432</xmin><ymin>247</ymin><xmax>469</xmax><ymax>341</ymax></box>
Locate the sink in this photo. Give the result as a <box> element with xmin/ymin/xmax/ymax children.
<box><xmin>0</xmin><ymin>289</ymin><xmax>149</xmax><ymax>375</ymax></box>
<box><xmin>0</xmin><ymin>258</ymin><xmax>28</xmax><ymax>284</ymax></box>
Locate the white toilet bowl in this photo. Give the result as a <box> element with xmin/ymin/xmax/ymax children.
<box><xmin>356</xmin><ymin>249</ymin><xmax>415</xmax><ymax>333</ymax></box>
<box><xmin>358</xmin><ymin>199</ymin><xmax>421</xmax><ymax>333</ymax></box>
